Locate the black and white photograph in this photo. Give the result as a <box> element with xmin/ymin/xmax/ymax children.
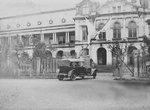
<box><xmin>0</xmin><ymin>0</ymin><xmax>150</xmax><ymax>109</ymax></box>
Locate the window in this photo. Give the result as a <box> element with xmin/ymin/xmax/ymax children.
<box><xmin>118</xmin><ymin>6</ymin><xmax>121</xmax><ymax>12</ymax></box>
<box><xmin>32</xmin><ymin>34</ymin><xmax>41</xmax><ymax>46</ymax></box>
<box><xmin>113</xmin><ymin>22</ymin><xmax>121</xmax><ymax>39</ymax></box>
<box><xmin>113</xmin><ymin>7</ymin><xmax>116</xmax><ymax>13</ymax></box>
<box><xmin>11</xmin><ymin>35</ymin><xmax>20</xmax><ymax>49</ymax></box>
<box><xmin>57</xmin><ymin>32</ymin><xmax>66</xmax><ymax>44</ymax></box>
<box><xmin>83</xmin><ymin>48</ymin><xmax>89</xmax><ymax>56</ymax></box>
<box><xmin>82</xmin><ymin>4</ymin><xmax>89</xmax><ymax>15</ymax></box>
<box><xmin>44</xmin><ymin>33</ymin><xmax>53</xmax><ymax>45</ymax></box>
<box><xmin>128</xmin><ymin>21</ymin><xmax>137</xmax><ymax>38</ymax></box>
<box><xmin>82</xmin><ymin>26</ymin><xmax>88</xmax><ymax>41</ymax></box>
<box><xmin>96</xmin><ymin>23</ymin><xmax>105</xmax><ymax>31</ymax></box>
<box><xmin>21</xmin><ymin>35</ymin><xmax>30</xmax><ymax>46</ymax></box>
<box><xmin>98</xmin><ymin>32</ymin><xmax>106</xmax><ymax>40</ymax></box>
<box><xmin>69</xmin><ymin>31</ymin><xmax>75</xmax><ymax>44</ymax></box>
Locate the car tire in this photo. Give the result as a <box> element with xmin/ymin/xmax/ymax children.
<box><xmin>81</xmin><ymin>76</ymin><xmax>84</xmax><ymax>79</ymax></box>
<box><xmin>58</xmin><ymin>75</ymin><xmax>64</xmax><ymax>81</ymax></box>
<box><xmin>70</xmin><ymin>71</ymin><xmax>76</xmax><ymax>81</ymax></box>
<box><xmin>70</xmin><ymin>74</ymin><xmax>76</xmax><ymax>81</ymax></box>
<box><xmin>93</xmin><ymin>70</ymin><xmax>97</xmax><ymax>79</ymax></box>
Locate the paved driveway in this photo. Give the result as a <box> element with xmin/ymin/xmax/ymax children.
<box><xmin>0</xmin><ymin>78</ymin><xmax>150</xmax><ymax>110</ymax></box>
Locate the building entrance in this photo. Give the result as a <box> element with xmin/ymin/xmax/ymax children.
<box><xmin>97</xmin><ymin>48</ymin><xmax>107</xmax><ymax>65</ymax></box>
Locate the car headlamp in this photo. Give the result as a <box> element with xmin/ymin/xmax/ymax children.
<box><xmin>56</xmin><ymin>69</ymin><xmax>60</xmax><ymax>73</ymax></box>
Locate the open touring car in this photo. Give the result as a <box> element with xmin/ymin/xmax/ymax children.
<box><xmin>57</xmin><ymin>58</ymin><xmax>97</xmax><ymax>81</ymax></box>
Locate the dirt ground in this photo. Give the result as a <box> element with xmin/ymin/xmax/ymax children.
<box><xmin>0</xmin><ymin>78</ymin><xmax>150</xmax><ymax>110</ymax></box>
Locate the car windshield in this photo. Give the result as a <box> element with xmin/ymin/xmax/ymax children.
<box><xmin>70</xmin><ymin>62</ymin><xmax>80</xmax><ymax>67</ymax></box>
<box><xmin>58</xmin><ymin>58</ymin><xmax>84</xmax><ymax>67</ymax></box>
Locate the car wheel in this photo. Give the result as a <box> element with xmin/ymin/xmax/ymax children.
<box><xmin>70</xmin><ymin>73</ymin><xmax>76</xmax><ymax>81</ymax></box>
<box><xmin>81</xmin><ymin>76</ymin><xmax>84</xmax><ymax>79</ymax></box>
<box><xmin>58</xmin><ymin>75</ymin><xmax>64</xmax><ymax>81</ymax></box>
<box><xmin>93</xmin><ymin>70</ymin><xmax>97</xmax><ymax>79</ymax></box>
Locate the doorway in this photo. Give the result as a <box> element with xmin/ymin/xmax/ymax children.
<box><xmin>97</xmin><ymin>48</ymin><xmax>107</xmax><ymax>65</ymax></box>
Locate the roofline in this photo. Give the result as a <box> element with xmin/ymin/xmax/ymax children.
<box><xmin>0</xmin><ymin>8</ymin><xmax>76</xmax><ymax>20</ymax></box>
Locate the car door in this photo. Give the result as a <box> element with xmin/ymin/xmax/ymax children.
<box><xmin>74</xmin><ymin>66</ymin><xmax>86</xmax><ymax>76</ymax></box>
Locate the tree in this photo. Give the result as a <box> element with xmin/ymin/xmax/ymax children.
<box><xmin>33</xmin><ymin>42</ymin><xmax>46</xmax><ymax>58</ymax></box>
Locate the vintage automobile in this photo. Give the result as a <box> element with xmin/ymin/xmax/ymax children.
<box><xmin>57</xmin><ymin>58</ymin><xmax>97</xmax><ymax>81</ymax></box>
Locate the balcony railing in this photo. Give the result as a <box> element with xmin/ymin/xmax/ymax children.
<box><xmin>97</xmin><ymin>38</ymin><xmax>107</xmax><ymax>41</ymax></box>
<box><xmin>127</xmin><ymin>37</ymin><xmax>138</xmax><ymax>40</ymax></box>
<box><xmin>112</xmin><ymin>37</ymin><xmax>122</xmax><ymax>41</ymax></box>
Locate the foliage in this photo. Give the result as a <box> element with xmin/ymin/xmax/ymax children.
<box><xmin>143</xmin><ymin>35</ymin><xmax>150</xmax><ymax>46</ymax></box>
<box><xmin>33</xmin><ymin>42</ymin><xmax>47</xmax><ymax>58</ymax></box>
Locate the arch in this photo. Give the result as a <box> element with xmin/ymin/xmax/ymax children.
<box><xmin>45</xmin><ymin>50</ymin><xmax>52</xmax><ymax>58</ymax></box>
<box><xmin>56</xmin><ymin>50</ymin><xmax>64</xmax><ymax>59</ymax></box>
<box><xmin>113</xmin><ymin>22</ymin><xmax>121</xmax><ymax>39</ymax></box>
<box><xmin>128</xmin><ymin>21</ymin><xmax>137</xmax><ymax>38</ymax></box>
<box><xmin>83</xmin><ymin>48</ymin><xmax>89</xmax><ymax>56</ymax></box>
<box><xmin>97</xmin><ymin>48</ymin><xmax>107</xmax><ymax>65</ymax></box>
<box><xmin>96</xmin><ymin>23</ymin><xmax>105</xmax><ymax>31</ymax></box>
<box><xmin>70</xmin><ymin>50</ymin><xmax>76</xmax><ymax>58</ymax></box>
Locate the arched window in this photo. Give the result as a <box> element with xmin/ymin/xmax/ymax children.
<box><xmin>82</xmin><ymin>25</ymin><xmax>88</xmax><ymax>41</ymax></box>
<box><xmin>97</xmin><ymin>23</ymin><xmax>106</xmax><ymax>40</ymax></box>
<box><xmin>113</xmin><ymin>22</ymin><xmax>121</xmax><ymax>39</ymax></box>
<box><xmin>79</xmin><ymin>48</ymin><xmax>89</xmax><ymax>57</ymax></box>
<box><xmin>128</xmin><ymin>21</ymin><xmax>137</xmax><ymax>38</ymax></box>
<box><xmin>96</xmin><ymin>23</ymin><xmax>105</xmax><ymax>31</ymax></box>
<box><xmin>70</xmin><ymin>50</ymin><xmax>76</xmax><ymax>58</ymax></box>
<box><xmin>56</xmin><ymin>51</ymin><xmax>63</xmax><ymax>59</ymax></box>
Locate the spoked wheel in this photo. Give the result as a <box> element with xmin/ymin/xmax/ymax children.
<box><xmin>70</xmin><ymin>73</ymin><xmax>76</xmax><ymax>81</ymax></box>
<box><xmin>68</xmin><ymin>70</ymin><xmax>76</xmax><ymax>81</ymax></box>
<box><xmin>81</xmin><ymin>76</ymin><xmax>84</xmax><ymax>79</ymax></box>
<box><xmin>93</xmin><ymin>70</ymin><xmax>97</xmax><ymax>79</ymax></box>
<box><xmin>70</xmin><ymin>74</ymin><xmax>76</xmax><ymax>81</ymax></box>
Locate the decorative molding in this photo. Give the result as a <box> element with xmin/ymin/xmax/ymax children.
<box><xmin>37</xmin><ymin>21</ymin><xmax>42</xmax><ymax>25</ymax></box>
<box><xmin>62</xmin><ymin>18</ymin><xmax>66</xmax><ymax>23</ymax></box>
<box><xmin>0</xmin><ymin>24</ymin><xmax>75</xmax><ymax>35</ymax></box>
<box><xmin>17</xmin><ymin>24</ymin><xmax>21</xmax><ymax>28</ymax></box>
<box><xmin>0</xmin><ymin>8</ymin><xmax>76</xmax><ymax>20</ymax></box>
<box><xmin>27</xmin><ymin>22</ymin><xmax>31</xmax><ymax>27</ymax></box>
<box><xmin>49</xmin><ymin>19</ymin><xmax>53</xmax><ymax>24</ymax></box>
<box><xmin>97</xmin><ymin>12</ymin><xmax>140</xmax><ymax>17</ymax></box>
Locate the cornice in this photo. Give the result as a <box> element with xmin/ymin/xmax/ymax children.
<box><xmin>0</xmin><ymin>24</ymin><xmax>75</xmax><ymax>35</ymax></box>
<box><xmin>0</xmin><ymin>8</ymin><xmax>76</xmax><ymax>20</ymax></box>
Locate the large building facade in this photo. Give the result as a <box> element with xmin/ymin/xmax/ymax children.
<box><xmin>75</xmin><ymin>0</ymin><xmax>150</xmax><ymax>67</ymax></box>
<box><xmin>0</xmin><ymin>8</ymin><xmax>76</xmax><ymax>59</ymax></box>
<box><xmin>0</xmin><ymin>0</ymin><xmax>150</xmax><ymax>67</ymax></box>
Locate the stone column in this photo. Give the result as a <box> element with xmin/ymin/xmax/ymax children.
<box><xmin>122</xmin><ymin>17</ymin><xmax>126</xmax><ymax>39</ymax></box>
<box><xmin>107</xmin><ymin>49</ymin><xmax>112</xmax><ymax>65</ymax></box>
<box><xmin>36</xmin><ymin>57</ymin><xmax>41</xmax><ymax>75</ymax></box>
<box><xmin>7</xmin><ymin>36</ymin><xmax>11</xmax><ymax>66</ymax></box>
<box><xmin>133</xmin><ymin>50</ymin><xmax>139</xmax><ymax>77</ymax></box>
<box><xmin>41</xmin><ymin>33</ymin><xmax>44</xmax><ymax>43</ymax></box>
<box><xmin>53</xmin><ymin>33</ymin><xmax>57</xmax><ymax>44</ymax></box>
<box><xmin>66</xmin><ymin>32</ymin><xmax>70</xmax><ymax>43</ymax></box>
<box><xmin>29</xmin><ymin>34</ymin><xmax>33</xmax><ymax>45</ymax></box>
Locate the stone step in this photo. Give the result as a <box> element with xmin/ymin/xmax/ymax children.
<box><xmin>96</xmin><ymin>65</ymin><xmax>113</xmax><ymax>73</ymax></box>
